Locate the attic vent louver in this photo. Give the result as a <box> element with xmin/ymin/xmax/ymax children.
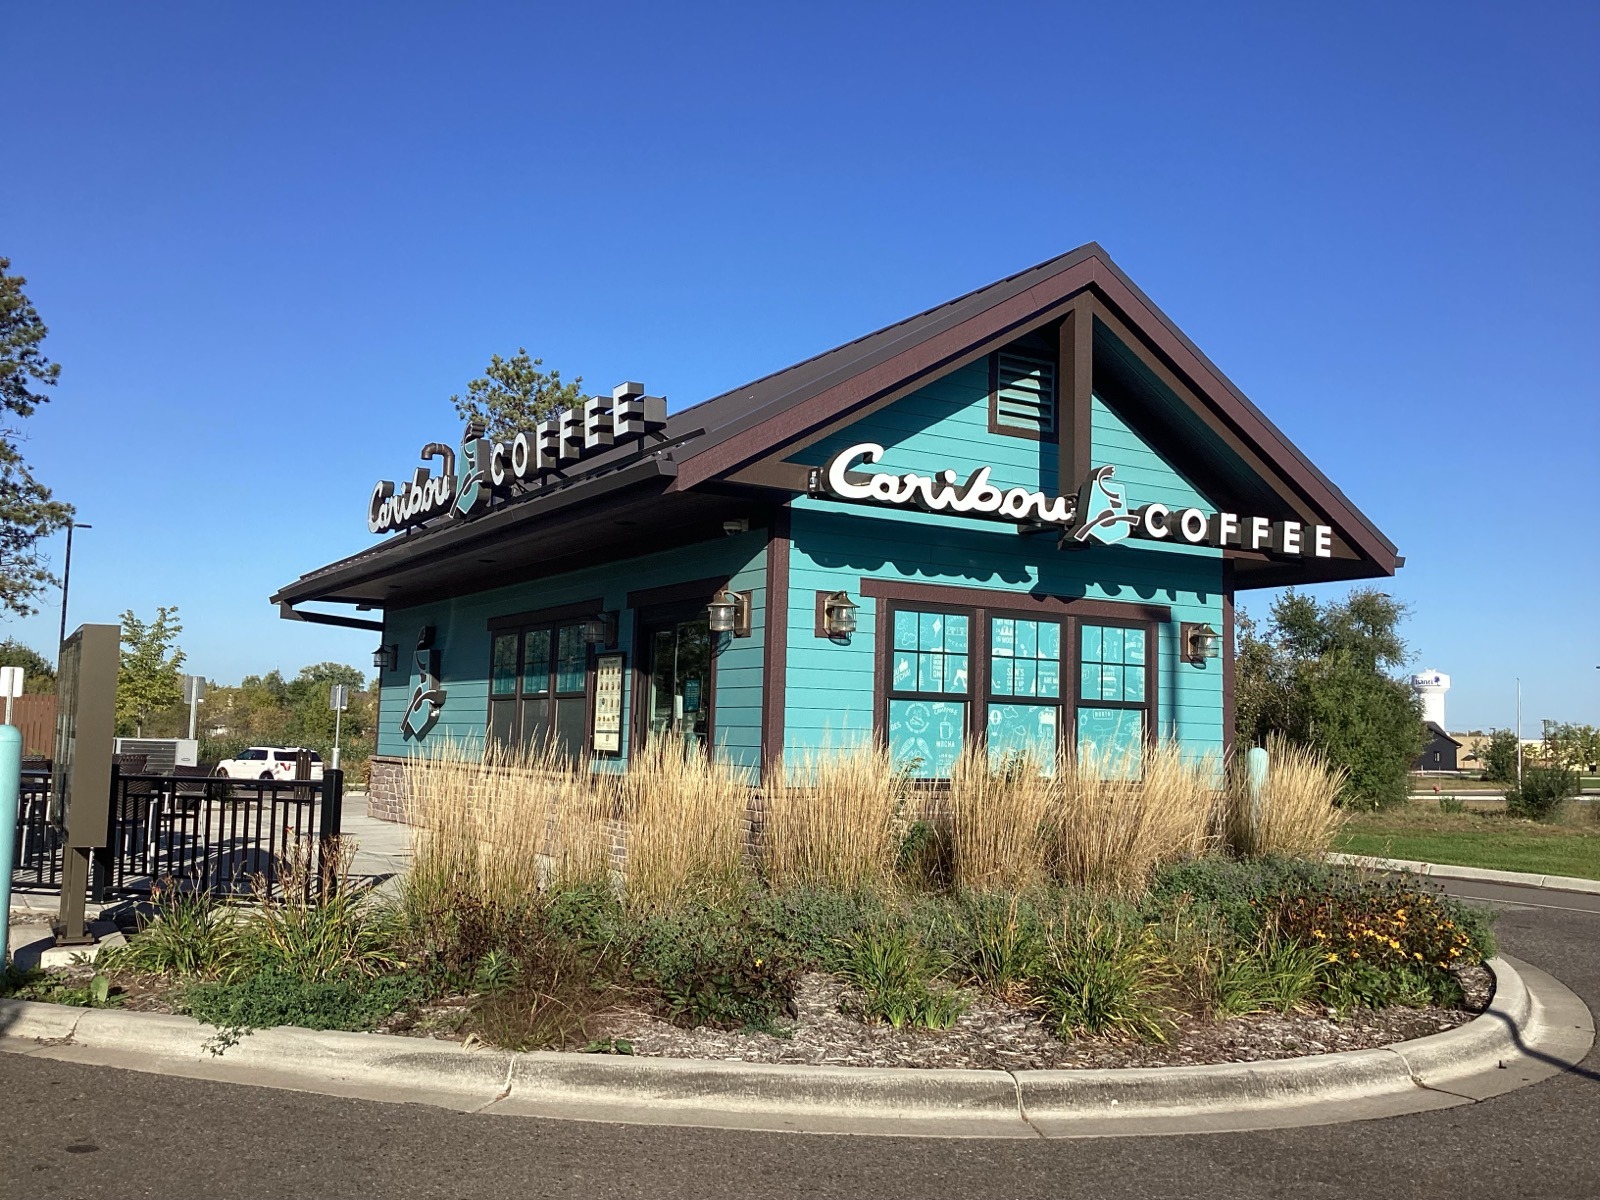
<box><xmin>993</xmin><ymin>352</ymin><xmax>1056</xmax><ymax>436</ymax></box>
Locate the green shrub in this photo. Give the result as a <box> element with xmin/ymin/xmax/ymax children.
<box><xmin>1438</xmin><ymin>795</ymin><xmax>1466</xmax><ymax>815</ymax></box>
<box><xmin>246</xmin><ymin>884</ymin><xmax>403</xmax><ymax>981</ymax></box>
<box><xmin>628</xmin><ymin>903</ymin><xmax>799</xmax><ymax>1031</ymax></box>
<box><xmin>467</xmin><ymin>941</ymin><xmax>622</xmax><ymax>1051</ymax></box>
<box><xmin>1505</xmin><ymin>767</ymin><xmax>1578</xmax><ymax>821</ymax></box>
<box><xmin>1147</xmin><ymin>856</ymin><xmax>1347</xmax><ymax>941</ymax></box>
<box><xmin>106</xmin><ymin>886</ymin><xmax>243</xmax><ymax>979</ymax></box>
<box><xmin>179</xmin><ymin>969</ymin><xmax>427</xmax><ymax>1031</ymax></box>
<box><xmin>839</xmin><ymin>927</ymin><xmax>966</xmax><ymax>1030</ymax></box>
<box><xmin>1033</xmin><ymin>909</ymin><xmax>1169</xmax><ymax>1043</ymax></box>
<box><xmin>1208</xmin><ymin>939</ymin><xmax>1325</xmax><ymax>1017</ymax></box>
<box><xmin>952</xmin><ymin>892</ymin><xmax>1047</xmax><ymax>993</ymax></box>
<box><xmin>2</xmin><ymin>966</ymin><xmax>118</xmax><ymax>1008</ymax></box>
<box><xmin>1276</xmin><ymin>877</ymin><xmax>1488</xmax><ymax>1009</ymax></box>
<box><xmin>747</xmin><ymin>885</ymin><xmax>883</xmax><ymax>972</ymax></box>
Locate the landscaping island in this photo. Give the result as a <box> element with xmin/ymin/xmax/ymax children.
<box><xmin>6</xmin><ymin>744</ymin><xmax>1499</xmax><ymax>1072</ymax></box>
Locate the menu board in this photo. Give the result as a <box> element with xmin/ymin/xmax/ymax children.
<box><xmin>592</xmin><ymin>653</ymin><xmax>625</xmax><ymax>754</ymax></box>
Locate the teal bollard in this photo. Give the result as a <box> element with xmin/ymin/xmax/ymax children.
<box><xmin>0</xmin><ymin>724</ymin><xmax>20</xmax><ymax>968</ymax></box>
<box><xmin>1246</xmin><ymin>745</ymin><xmax>1270</xmax><ymax>845</ymax></box>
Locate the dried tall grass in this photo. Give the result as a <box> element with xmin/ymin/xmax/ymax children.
<box><xmin>1048</xmin><ymin>743</ymin><xmax>1222</xmax><ymax>896</ymax></box>
<box><xmin>612</xmin><ymin>740</ymin><xmax>751</xmax><ymax>909</ymax></box>
<box><xmin>947</xmin><ymin>748</ymin><xmax>1053</xmax><ymax>892</ymax></box>
<box><xmin>402</xmin><ymin>741</ymin><xmax>591</xmax><ymax>922</ymax></box>
<box><xmin>763</xmin><ymin>742</ymin><xmax>903</xmax><ymax>891</ymax></box>
<box><xmin>1225</xmin><ymin>736</ymin><xmax>1347</xmax><ymax>858</ymax></box>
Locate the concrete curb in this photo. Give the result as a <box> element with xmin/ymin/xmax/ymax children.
<box><xmin>1</xmin><ymin>954</ymin><xmax>1591</xmax><ymax>1137</ymax></box>
<box><xmin>1327</xmin><ymin>852</ymin><xmax>1600</xmax><ymax>896</ymax></box>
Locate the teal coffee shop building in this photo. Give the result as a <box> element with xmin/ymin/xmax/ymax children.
<box><xmin>273</xmin><ymin>245</ymin><xmax>1401</xmax><ymax>820</ymax></box>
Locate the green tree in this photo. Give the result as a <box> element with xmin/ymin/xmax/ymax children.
<box><xmin>0</xmin><ymin>257</ymin><xmax>73</xmax><ymax>616</ymax></box>
<box><xmin>116</xmin><ymin>606</ymin><xmax>185</xmax><ymax>736</ymax></box>
<box><xmin>0</xmin><ymin>637</ymin><xmax>56</xmax><ymax>692</ymax></box>
<box><xmin>1541</xmin><ymin>721</ymin><xmax>1600</xmax><ymax>772</ymax></box>
<box><xmin>450</xmin><ymin>347</ymin><xmax>584</xmax><ymax>440</ymax></box>
<box><xmin>1236</xmin><ymin>587</ymin><xmax>1425</xmax><ymax>809</ymax></box>
<box><xmin>1480</xmin><ymin>728</ymin><xmax>1520</xmax><ymax>783</ymax></box>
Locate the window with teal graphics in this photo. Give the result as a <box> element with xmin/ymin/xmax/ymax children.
<box><xmin>886</xmin><ymin>608</ymin><xmax>968</xmax><ymax>778</ymax></box>
<box><xmin>988</xmin><ymin>617</ymin><xmax>1062</xmax><ymax>768</ymax></box>
<box><xmin>1076</xmin><ymin>623</ymin><xmax>1150</xmax><ymax>776</ymax></box>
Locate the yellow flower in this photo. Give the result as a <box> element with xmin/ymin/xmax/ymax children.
<box><xmin>1389</xmin><ymin>939</ymin><xmax>1400</xmax><ymax>950</ymax></box>
<box><xmin>1326</xmin><ymin>953</ymin><xmax>1340</xmax><ymax>963</ymax></box>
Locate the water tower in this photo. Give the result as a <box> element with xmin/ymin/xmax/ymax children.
<box><xmin>1411</xmin><ymin>670</ymin><xmax>1450</xmax><ymax>728</ymax></box>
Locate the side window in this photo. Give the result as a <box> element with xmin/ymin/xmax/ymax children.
<box><xmin>1075</xmin><ymin>623</ymin><xmax>1150</xmax><ymax>776</ymax></box>
<box><xmin>885</xmin><ymin>608</ymin><xmax>968</xmax><ymax>779</ymax></box>
<box><xmin>488</xmin><ymin>619</ymin><xmax>590</xmax><ymax>760</ymax></box>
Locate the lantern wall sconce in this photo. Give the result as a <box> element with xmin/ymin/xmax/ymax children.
<box><xmin>706</xmin><ymin>588</ymin><xmax>752</xmax><ymax>637</ymax></box>
<box><xmin>814</xmin><ymin>590</ymin><xmax>860</xmax><ymax>639</ymax></box>
<box><xmin>1181</xmin><ymin>622</ymin><xmax>1220</xmax><ymax>665</ymax></box>
<box><xmin>372</xmin><ymin>644</ymin><xmax>398</xmax><ymax>671</ymax></box>
<box><xmin>583</xmin><ymin>611</ymin><xmax>619</xmax><ymax>647</ymax></box>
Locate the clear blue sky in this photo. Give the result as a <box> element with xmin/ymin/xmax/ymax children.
<box><xmin>3</xmin><ymin>1</ymin><xmax>1596</xmax><ymax>734</ymax></box>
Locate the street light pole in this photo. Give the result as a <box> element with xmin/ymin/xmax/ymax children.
<box><xmin>1516</xmin><ymin>677</ymin><xmax>1523</xmax><ymax>793</ymax></box>
<box><xmin>57</xmin><ymin>519</ymin><xmax>93</xmax><ymax>658</ymax></box>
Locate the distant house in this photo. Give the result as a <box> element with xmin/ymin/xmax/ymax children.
<box><xmin>1415</xmin><ymin>722</ymin><xmax>1463</xmax><ymax>772</ymax></box>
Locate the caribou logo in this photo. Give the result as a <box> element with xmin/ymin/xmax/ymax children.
<box><xmin>1068</xmin><ymin>465</ymin><xmax>1138</xmax><ymax>547</ymax></box>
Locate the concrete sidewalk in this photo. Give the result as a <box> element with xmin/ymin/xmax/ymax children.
<box><xmin>339</xmin><ymin>791</ymin><xmax>412</xmax><ymax>888</ymax></box>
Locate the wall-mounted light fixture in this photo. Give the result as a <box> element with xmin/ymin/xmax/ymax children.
<box><xmin>583</xmin><ymin>611</ymin><xmax>619</xmax><ymax>647</ymax></box>
<box><xmin>372</xmin><ymin>644</ymin><xmax>398</xmax><ymax>671</ymax></box>
<box><xmin>1181</xmin><ymin>622</ymin><xmax>1220</xmax><ymax>665</ymax></box>
<box><xmin>706</xmin><ymin>588</ymin><xmax>752</xmax><ymax>637</ymax></box>
<box><xmin>816</xmin><ymin>590</ymin><xmax>859</xmax><ymax>638</ymax></box>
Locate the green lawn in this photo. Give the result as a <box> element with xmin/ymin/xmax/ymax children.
<box><xmin>1337</xmin><ymin>802</ymin><xmax>1600</xmax><ymax>880</ymax></box>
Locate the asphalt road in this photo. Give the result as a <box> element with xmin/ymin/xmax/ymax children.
<box><xmin>2</xmin><ymin>882</ymin><xmax>1597</xmax><ymax>1200</ymax></box>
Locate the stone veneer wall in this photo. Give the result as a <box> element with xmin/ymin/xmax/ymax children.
<box><xmin>366</xmin><ymin>755</ymin><xmax>411</xmax><ymax>823</ymax></box>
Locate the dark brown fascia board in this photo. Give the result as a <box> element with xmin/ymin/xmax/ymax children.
<box><xmin>277</xmin><ymin>602</ymin><xmax>384</xmax><ymax>633</ymax></box>
<box><xmin>271</xmin><ymin>456</ymin><xmax>677</xmax><ymax>609</ymax></box>
<box><xmin>671</xmin><ymin>248</ymin><xmax>1398</xmax><ymax>575</ymax></box>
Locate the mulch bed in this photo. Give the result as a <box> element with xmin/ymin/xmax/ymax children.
<box><xmin>36</xmin><ymin>959</ymin><xmax>1493</xmax><ymax>1072</ymax></box>
<box><xmin>580</xmin><ymin>966</ymin><xmax>1492</xmax><ymax>1070</ymax></box>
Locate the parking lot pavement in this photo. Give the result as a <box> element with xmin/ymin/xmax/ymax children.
<box><xmin>2</xmin><ymin>878</ymin><xmax>1598</xmax><ymax>1200</ymax></box>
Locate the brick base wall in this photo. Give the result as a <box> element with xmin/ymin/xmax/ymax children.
<box><xmin>367</xmin><ymin>756</ymin><xmax>411</xmax><ymax>823</ymax></box>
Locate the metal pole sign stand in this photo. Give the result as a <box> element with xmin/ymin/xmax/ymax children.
<box><xmin>184</xmin><ymin>673</ymin><xmax>206</xmax><ymax>741</ymax></box>
<box><xmin>329</xmin><ymin>683</ymin><xmax>349</xmax><ymax>771</ymax></box>
<box><xmin>52</xmin><ymin>624</ymin><xmax>120</xmax><ymax>946</ymax></box>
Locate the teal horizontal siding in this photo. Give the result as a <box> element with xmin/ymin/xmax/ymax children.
<box><xmin>780</xmin><ymin>345</ymin><xmax>1226</xmax><ymax>764</ymax></box>
<box><xmin>378</xmin><ymin>529</ymin><xmax>768</xmax><ymax>777</ymax></box>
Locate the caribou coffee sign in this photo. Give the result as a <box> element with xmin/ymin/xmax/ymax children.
<box><xmin>813</xmin><ymin>442</ymin><xmax>1334</xmax><ymax>558</ymax></box>
<box><xmin>368</xmin><ymin>385</ymin><xmax>667</xmax><ymax>534</ymax></box>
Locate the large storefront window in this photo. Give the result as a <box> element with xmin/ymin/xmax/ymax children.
<box><xmin>886</xmin><ymin>608</ymin><xmax>968</xmax><ymax>778</ymax></box>
<box><xmin>879</xmin><ymin>600</ymin><xmax>1155</xmax><ymax>778</ymax></box>
<box><xmin>1075</xmin><ymin>623</ymin><xmax>1149</xmax><ymax>777</ymax></box>
<box><xmin>987</xmin><ymin>616</ymin><xmax>1062</xmax><ymax>769</ymax></box>
<box><xmin>488</xmin><ymin>620</ymin><xmax>589</xmax><ymax>760</ymax></box>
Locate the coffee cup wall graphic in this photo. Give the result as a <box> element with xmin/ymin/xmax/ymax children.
<box><xmin>400</xmin><ymin>625</ymin><xmax>446</xmax><ymax>740</ymax></box>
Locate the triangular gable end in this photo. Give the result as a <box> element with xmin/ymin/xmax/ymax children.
<box><xmin>670</xmin><ymin>245</ymin><xmax>1399</xmax><ymax>590</ymax></box>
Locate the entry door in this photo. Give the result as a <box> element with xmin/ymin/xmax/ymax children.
<box><xmin>644</xmin><ymin>616</ymin><xmax>712</xmax><ymax>751</ymax></box>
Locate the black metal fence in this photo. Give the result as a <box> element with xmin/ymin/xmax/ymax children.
<box><xmin>10</xmin><ymin>767</ymin><xmax>344</xmax><ymax>901</ymax></box>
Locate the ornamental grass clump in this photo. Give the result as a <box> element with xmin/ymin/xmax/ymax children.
<box><xmin>947</xmin><ymin>748</ymin><xmax>1053</xmax><ymax>892</ymax></box>
<box><xmin>1225</xmin><ymin>737</ymin><xmax>1348</xmax><ymax>858</ymax></box>
<box><xmin>614</xmin><ymin>740</ymin><xmax>751</xmax><ymax>909</ymax></box>
<box><xmin>1034</xmin><ymin>903</ymin><xmax>1170</xmax><ymax>1042</ymax></box>
<box><xmin>1048</xmin><ymin>743</ymin><xmax>1221</xmax><ymax>896</ymax></box>
<box><xmin>764</xmin><ymin>742</ymin><xmax>903</xmax><ymax>891</ymax></box>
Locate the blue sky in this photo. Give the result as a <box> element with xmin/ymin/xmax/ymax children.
<box><xmin>3</xmin><ymin>1</ymin><xmax>1596</xmax><ymax>733</ymax></box>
